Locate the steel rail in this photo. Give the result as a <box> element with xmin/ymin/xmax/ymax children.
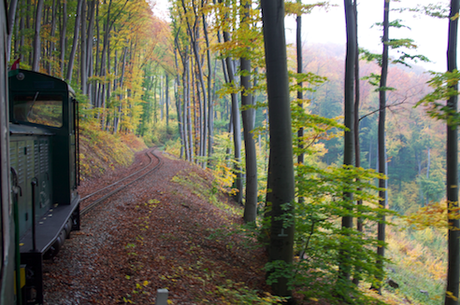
<box><xmin>80</xmin><ymin>150</ymin><xmax>154</xmax><ymax>201</ymax></box>
<box><xmin>81</xmin><ymin>150</ymin><xmax>163</xmax><ymax>215</ymax></box>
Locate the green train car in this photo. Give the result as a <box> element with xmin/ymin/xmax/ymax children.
<box><xmin>6</xmin><ymin>69</ymin><xmax>81</xmax><ymax>304</ymax></box>
<box><xmin>0</xmin><ymin>1</ymin><xmax>15</xmax><ymax>304</ymax></box>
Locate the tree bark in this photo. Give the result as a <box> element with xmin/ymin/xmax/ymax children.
<box><xmin>241</xmin><ymin>0</ymin><xmax>257</xmax><ymax>223</ymax></box>
<box><xmin>166</xmin><ymin>72</ymin><xmax>170</xmax><ymax>127</ymax></box>
<box><xmin>81</xmin><ymin>0</ymin><xmax>87</xmax><ymax>94</ymax></box>
<box><xmin>296</xmin><ymin>0</ymin><xmax>304</xmax><ymax>167</ymax></box>
<box><xmin>48</xmin><ymin>0</ymin><xmax>57</xmax><ymax>75</ymax></box>
<box><xmin>218</xmin><ymin>0</ymin><xmax>243</xmax><ymax>204</ymax></box>
<box><xmin>202</xmin><ymin>6</ymin><xmax>212</xmax><ymax>167</ymax></box>
<box><xmin>352</xmin><ymin>0</ymin><xmax>363</xmax><ymax>286</ymax></box>
<box><xmin>338</xmin><ymin>0</ymin><xmax>356</xmax><ymax>285</ymax></box>
<box><xmin>7</xmin><ymin>0</ymin><xmax>19</xmax><ymax>62</ymax></box>
<box><xmin>86</xmin><ymin>0</ymin><xmax>96</xmax><ymax>100</ymax></box>
<box><xmin>32</xmin><ymin>0</ymin><xmax>45</xmax><ymax>71</ymax></box>
<box><xmin>60</xmin><ymin>0</ymin><xmax>67</xmax><ymax>77</ymax></box>
<box><xmin>445</xmin><ymin>1</ymin><xmax>459</xmax><ymax>304</ymax></box>
<box><xmin>376</xmin><ymin>0</ymin><xmax>390</xmax><ymax>291</ymax></box>
<box><xmin>261</xmin><ymin>0</ymin><xmax>295</xmax><ymax>300</ymax></box>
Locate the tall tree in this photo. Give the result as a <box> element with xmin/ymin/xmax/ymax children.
<box><xmin>445</xmin><ymin>1</ymin><xmax>459</xmax><ymax>303</ymax></box>
<box><xmin>338</xmin><ymin>0</ymin><xmax>356</xmax><ymax>286</ymax></box>
<box><xmin>375</xmin><ymin>0</ymin><xmax>390</xmax><ymax>291</ymax></box>
<box><xmin>67</xmin><ymin>0</ymin><xmax>83</xmax><ymax>82</ymax></box>
<box><xmin>240</xmin><ymin>0</ymin><xmax>257</xmax><ymax>223</ymax></box>
<box><xmin>60</xmin><ymin>0</ymin><xmax>67</xmax><ymax>77</ymax></box>
<box><xmin>32</xmin><ymin>0</ymin><xmax>45</xmax><ymax>71</ymax></box>
<box><xmin>261</xmin><ymin>0</ymin><xmax>295</xmax><ymax>300</ymax></box>
<box><xmin>296</xmin><ymin>0</ymin><xmax>304</xmax><ymax>169</ymax></box>
<box><xmin>218</xmin><ymin>0</ymin><xmax>243</xmax><ymax>204</ymax></box>
<box><xmin>352</xmin><ymin>0</ymin><xmax>363</xmax><ymax>286</ymax></box>
<box><xmin>7</xmin><ymin>0</ymin><xmax>19</xmax><ymax>61</ymax></box>
<box><xmin>81</xmin><ymin>0</ymin><xmax>87</xmax><ymax>94</ymax></box>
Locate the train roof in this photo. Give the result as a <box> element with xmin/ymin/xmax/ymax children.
<box><xmin>9</xmin><ymin>69</ymin><xmax>76</xmax><ymax>96</ymax></box>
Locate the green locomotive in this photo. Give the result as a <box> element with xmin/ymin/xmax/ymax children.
<box><xmin>5</xmin><ymin>68</ymin><xmax>81</xmax><ymax>305</ymax></box>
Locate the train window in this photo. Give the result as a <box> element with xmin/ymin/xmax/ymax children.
<box><xmin>13</xmin><ymin>94</ymin><xmax>63</xmax><ymax>128</ymax></box>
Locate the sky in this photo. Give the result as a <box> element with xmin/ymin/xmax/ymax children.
<box><xmin>152</xmin><ymin>0</ymin><xmax>451</xmax><ymax>72</ymax></box>
<box><xmin>284</xmin><ymin>0</ymin><xmax>450</xmax><ymax>72</ymax></box>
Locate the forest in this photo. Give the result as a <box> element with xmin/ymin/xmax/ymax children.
<box><xmin>4</xmin><ymin>0</ymin><xmax>458</xmax><ymax>303</ymax></box>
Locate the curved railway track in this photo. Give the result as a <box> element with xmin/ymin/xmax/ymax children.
<box><xmin>80</xmin><ymin>149</ymin><xmax>163</xmax><ymax>215</ymax></box>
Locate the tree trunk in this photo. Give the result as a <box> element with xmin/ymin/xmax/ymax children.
<box><xmin>352</xmin><ymin>0</ymin><xmax>363</xmax><ymax>286</ymax></box>
<box><xmin>296</xmin><ymin>0</ymin><xmax>304</xmax><ymax>167</ymax></box>
<box><xmin>81</xmin><ymin>0</ymin><xmax>87</xmax><ymax>94</ymax></box>
<box><xmin>203</xmin><ymin>10</ymin><xmax>212</xmax><ymax>167</ymax></box>
<box><xmin>86</xmin><ymin>0</ymin><xmax>96</xmax><ymax>100</ymax></box>
<box><xmin>338</xmin><ymin>0</ymin><xmax>356</xmax><ymax>285</ymax></box>
<box><xmin>217</xmin><ymin>0</ymin><xmax>243</xmax><ymax>204</ymax></box>
<box><xmin>7</xmin><ymin>0</ymin><xmax>19</xmax><ymax>61</ymax></box>
<box><xmin>166</xmin><ymin>72</ymin><xmax>169</xmax><ymax>127</ymax></box>
<box><xmin>182</xmin><ymin>0</ymin><xmax>207</xmax><ymax>167</ymax></box>
<box><xmin>445</xmin><ymin>1</ymin><xmax>459</xmax><ymax>304</ymax></box>
<box><xmin>261</xmin><ymin>0</ymin><xmax>295</xmax><ymax>300</ymax></box>
<box><xmin>174</xmin><ymin>34</ymin><xmax>185</xmax><ymax>159</ymax></box>
<box><xmin>60</xmin><ymin>0</ymin><xmax>67</xmax><ymax>77</ymax></box>
<box><xmin>48</xmin><ymin>0</ymin><xmax>57</xmax><ymax>75</ymax></box>
<box><xmin>32</xmin><ymin>0</ymin><xmax>45</xmax><ymax>71</ymax></box>
<box><xmin>376</xmin><ymin>0</ymin><xmax>390</xmax><ymax>291</ymax></box>
<box><xmin>18</xmin><ymin>0</ymin><xmax>25</xmax><ymax>63</ymax></box>
<box><xmin>241</xmin><ymin>0</ymin><xmax>257</xmax><ymax>223</ymax></box>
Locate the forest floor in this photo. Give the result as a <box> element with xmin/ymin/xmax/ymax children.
<box><xmin>42</xmin><ymin>146</ymin><xmax>276</xmax><ymax>304</ymax></box>
<box><xmin>41</xmin><ymin>126</ymin><xmax>414</xmax><ymax>304</ymax></box>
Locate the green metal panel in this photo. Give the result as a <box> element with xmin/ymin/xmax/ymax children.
<box><xmin>36</xmin><ymin>138</ymin><xmax>52</xmax><ymax>217</ymax></box>
<box><xmin>10</xmin><ymin>139</ymin><xmax>30</xmax><ymax>237</ymax></box>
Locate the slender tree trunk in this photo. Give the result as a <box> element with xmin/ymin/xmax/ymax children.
<box><xmin>241</xmin><ymin>0</ymin><xmax>257</xmax><ymax>223</ymax></box>
<box><xmin>187</xmin><ymin>51</ymin><xmax>194</xmax><ymax>163</ymax></box>
<box><xmin>60</xmin><ymin>0</ymin><xmax>67</xmax><ymax>77</ymax></box>
<box><xmin>27</xmin><ymin>0</ymin><xmax>32</xmax><ymax>66</ymax></box>
<box><xmin>7</xmin><ymin>0</ymin><xmax>19</xmax><ymax>61</ymax></box>
<box><xmin>352</xmin><ymin>0</ymin><xmax>362</xmax><ymax>233</ymax></box>
<box><xmin>86</xmin><ymin>0</ymin><xmax>96</xmax><ymax>100</ymax></box>
<box><xmin>445</xmin><ymin>1</ymin><xmax>459</xmax><ymax>304</ymax></box>
<box><xmin>81</xmin><ymin>0</ymin><xmax>87</xmax><ymax>94</ymax></box>
<box><xmin>18</xmin><ymin>0</ymin><xmax>25</xmax><ymax>63</ymax></box>
<box><xmin>48</xmin><ymin>0</ymin><xmax>57</xmax><ymax>75</ymax></box>
<box><xmin>261</xmin><ymin>0</ymin><xmax>295</xmax><ymax>300</ymax></box>
<box><xmin>114</xmin><ymin>46</ymin><xmax>127</xmax><ymax>134</ymax></box>
<box><xmin>352</xmin><ymin>0</ymin><xmax>363</xmax><ymax>286</ymax></box>
<box><xmin>218</xmin><ymin>0</ymin><xmax>243</xmax><ymax>204</ymax></box>
<box><xmin>166</xmin><ymin>72</ymin><xmax>170</xmax><ymax>127</ymax></box>
<box><xmin>338</xmin><ymin>0</ymin><xmax>356</xmax><ymax>286</ymax></box>
<box><xmin>32</xmin><ymin>0</ymin><xmax>45</xmax><ymax>71</ymax></box>
<box><xmin>203</xmin><ymin>10</ymin><xmax>212</xmax><ymax>167</ymax></box>
<box><xmin>376</xmin><ymin>0</ymin><xmax>390</xmax><ymax>291</ymax></box>
<box><xmin>296</xmin><ymin>0</ymin><xmax>304</xmax><ymax>167</ymax></box>
<box><xmin>208</xmin><ymin>58</ymin><xmax>217</xmax><ymax>163</ymax></box>
<box><xmin>174</xmin><ymin>34</ymin><xmax>185</xmax><ymax>159</ymax></box>
<box><xmin>425</xmin><ymin>147</ymin><xmax>431</xmax><ymax>206</ymax></box>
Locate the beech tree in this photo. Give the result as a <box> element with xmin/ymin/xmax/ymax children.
<box><xmin>240</xmin><ymin>0</ymin><xmax>257</xmax><ymax>223</ymax></box>
<box><xmin>32</xmin><ymin>0</ymin><xmax>44</xmax><ymax>71</ymax></box>
<box><xmin>261</xmin><ymin>0</ymin><xmax>295</xmax><ymax>300</ymax></box>
<box><xmin>338</xmin><ymin>0</ymin><xmax>356</xmax><ymax>286</ymax></box>
<box><xmin>375</xmin><ymin>0</ymin><xmax>390</xmax><ymax>291</ymax></box>
<box><xmin>445</xmin><ymin>1</ymin><xmax>459</xmax><ymax>303</ymax></box>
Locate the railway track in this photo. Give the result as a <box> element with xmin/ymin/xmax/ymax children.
<box><xmin>80</xmin><ymin>149</ymin><xmax>163</xmax><ymax>215</ymax></box>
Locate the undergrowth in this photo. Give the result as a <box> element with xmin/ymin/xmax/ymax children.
<box><xmin>79</xmin><ymin>121</ymin><xmax>147</xmax><ymax>179</ymax></box>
